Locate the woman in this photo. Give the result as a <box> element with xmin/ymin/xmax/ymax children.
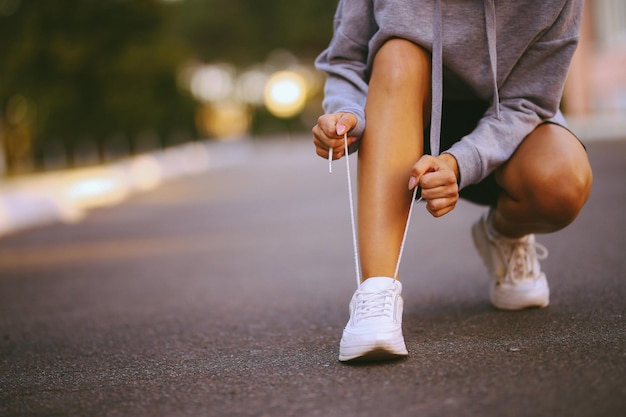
<box><xmin>312</xmin><ymin>0</ymin><xmax>593</xmax><ymax>362</ymax></box>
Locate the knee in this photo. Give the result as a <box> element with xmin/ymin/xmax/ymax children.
<box><xmin>499</xmin><ymin>124</ymin><xmax>593</xmax><ymax>231</ymax></box>
<box><xmin>373</xmin><ymin>38</ymin><xmax>430</xmax><ymax>90</ymax></box>
<box><xmin>527</xmin><ymin>158</ymin><xmax>593</xmax><ymax>229</ymax></box>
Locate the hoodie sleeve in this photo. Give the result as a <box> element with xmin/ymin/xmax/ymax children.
<box><xmin>446</xmin><ymin>1</ymin><xmax>583</xmax><ymax>190</ymax></box>
<box><xmin>314</xmin><ymin>0</ymin><xmax>377</xmax><ymax>139</ymax></box>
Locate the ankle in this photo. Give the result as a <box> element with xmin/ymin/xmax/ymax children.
<box><xmin>362</xmin><ymin>276</ymin><xmax>396</xmax><ymax>282</ymax></box>
<box><xmin>486</xmin><ymin>209</ymin><xmax>500</xmax><ymax>238</ymax></box>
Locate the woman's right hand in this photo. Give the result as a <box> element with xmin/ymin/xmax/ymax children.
<box><xmin>311</xmin><ymin>112</ymin><xmax>358</xmax><ymax>160</ymax></box>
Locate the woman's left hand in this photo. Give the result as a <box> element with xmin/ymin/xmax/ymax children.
<box><xmin>408</xmin><ymin>153</ymin><xmax>460</xmax><ymax>217</ymax></box>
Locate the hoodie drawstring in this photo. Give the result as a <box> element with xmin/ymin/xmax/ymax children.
<box><xmin>483</xmin><ymin>0</ymin><xmax>501</xmax><ymax>120</ymax></box>
<box><xmin>429</xmin><ymin>0</ymin><xmax>501</xmax><ymax>158</ymax></box>
<box><xmin>429</xmin><ymin>0</ymin><xmax>443</xmax><ymax>157</ymax></box>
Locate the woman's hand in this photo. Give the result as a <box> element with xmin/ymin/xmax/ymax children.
<box><xmin>312</xmin><ymin>113</ymin><xmax>358</xmax><ymax>160</ymax></box>
<box><xmin>409</xmin><ymin>153</ymin><xmax>460</xmax><ymax>217</ymax></box>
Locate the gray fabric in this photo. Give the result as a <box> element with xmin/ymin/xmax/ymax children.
<box><xmin>430</xmin><ymin>0</ymin><xmax>443</xmax><ymax>157</ymax></box>
<box><xmin>315</xmin><ymin>0</ymin><xmax>583</xmax><ymax>189</ymax></box>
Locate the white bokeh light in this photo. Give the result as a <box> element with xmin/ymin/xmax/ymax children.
<box><xmin>190</xmin><ymin>64</ymin><xmax>235</xmax><ymax>103</ymax></box>
<box><xmin>263</xmin><ymin>71</ymin><xmax>307</xmax><ymax>118</ymax></box>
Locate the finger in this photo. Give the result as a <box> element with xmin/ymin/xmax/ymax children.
<box><xmin>313</xmin><ymin>133</ymin><xmax>359</xmax><ymax>160</ymax></box>
<box><xmin>336</xmin><ymin>113</ymin><xmax>357</xmax><ymax>136</ymax></box>
<box><xmin>410</xmin><ymin>154</ymin><xmax>457</xmax><ymax>189</ymax></box>
<box><xmin>408</xmin><ymin>155</ymin><xmax>438</xmax><ymax>189</ymax></box>
<box><xmin>317</xmin><ymin>114</ymin><xmax>342</xmax><ymax>139</ymax></box>
<box><xmin>313</xmin><ymin>133</ymin><xmax>342</xmax><ymax>153</ymax></box>
<box><xmin>420</xmin><ymin>185</ymin><xmax>458</xmax><ymax>201</ymax></box>
<box><xmin>425</xmin><ymin>196</ymin><xmax>458</xmax><ymax>218</ymax></box>
<box><xmin>313</xmin><ymin>135</ymin><xmax>351</xmax><ymax>160</ymax></box>
<box><xmin>313</xmin><ymin>121</ymin><xmax>347</xmax><ymax>146</ymax></box>
<box><xmin>312</xmin><ymin>126</ymin><xmax>333</xmax><ymax>154</ymax></box>
<box><xmin>420</xmin><ymin>172</ymin><xmax>458</xmax><ymax>203</ymax></box>
<box><xmin>419</xmin><ymin>169</ymin><xmax>458</xmax><ymax>191</ymax></box>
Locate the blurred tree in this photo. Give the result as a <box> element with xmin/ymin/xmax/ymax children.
<box><xmin>0</xmin><ymin>0</ymin><xmax>196</xmax><ymax>174</ymax></box>
<box><xmin>0</xmin><ymin>0</ymin><xmax>340</xmax><ymax>174</ymax></box>
<box><xmin>176</xmin><ymin>0</ymin><xmax>338</xmax><ymax>65</ymax></box>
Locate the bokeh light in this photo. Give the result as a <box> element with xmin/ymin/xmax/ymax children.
<box><xmin>263</xmin><ymin>71</ymin><xmax>307</xmax><ymax>119</ymax></box>
<box><xmin>190</xmin><ymin>64</ymin><xmax>236</xmax><ymax>103</ymax></box>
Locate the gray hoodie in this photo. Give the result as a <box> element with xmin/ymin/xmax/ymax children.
<box><xmin>315</xmin><ymin>0</ymin><xmax>583</xmax><ymax>189</ymax></box>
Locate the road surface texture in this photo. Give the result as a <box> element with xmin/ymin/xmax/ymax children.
<box><xmin>1</xmin><ymin>136</ymin><xmax>624</xmax><ymax>417</ymax></box>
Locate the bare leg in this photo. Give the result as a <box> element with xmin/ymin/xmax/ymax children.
<box><xmin>493</xmin><ymin>123</ymin><xmax>593</xmax><ymax>238</ymax></box>
<box><xmin>358</xmin><ymin>39</ymin><xmax>431</xmax><ymax>280</ymax></box>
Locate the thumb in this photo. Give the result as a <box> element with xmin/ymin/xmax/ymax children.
<box><xmin>408</xmin><ymin>155</ymin><xmax>437</xmax><ymax>190</ymax></box>
<box><xmin>336</xmin><ymin>113</ymin><xmax>355</xmax><ymax>136</ymax></box>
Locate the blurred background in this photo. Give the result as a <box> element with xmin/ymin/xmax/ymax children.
<box><xmin>0</xmin><ymin>0</ymin><xmax>338</xmax><ymax>176</ymax></box>
<box><xmin>0</xmin><ymin>0</ymin><xmax>624</xmax><ymax>177</ymax></box>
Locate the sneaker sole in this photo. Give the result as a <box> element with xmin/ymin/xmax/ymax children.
<box><xmin>490</xmin><ymin>278</ymin><xmax>550</xmax><ymax>310</ymax></box>
<box><xmin>339</xmin><ymin>346</ymin><xmax>408</xmax><ymax>362</ymax></box>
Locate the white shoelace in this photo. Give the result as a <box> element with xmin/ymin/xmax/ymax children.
<box><xmin>492</xmin><ymin>233</ymin><xmax>548</xmax><ymax>283</ymax></box>
<box><xmin>330</xmin><ymin>134</ymin><xmax>421</xmax><ymax>288</ymax></box>
<box><xmin>504</xmin><ymin>239</ymin><xmax>548</xmax><ymax>282</ymax></box>
<box><xmin>354</xmin><ymin>288</ymin><xmax>395</xmax><ymax>321</ymax></box>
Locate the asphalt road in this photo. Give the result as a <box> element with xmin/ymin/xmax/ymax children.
<box><xmin>0</xmin><ymin>136</ymin><xmax>624</xmax><ymax>417</ymax></box>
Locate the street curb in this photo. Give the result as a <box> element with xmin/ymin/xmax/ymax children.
<box><xmin>0</xmin><ymin>139</ymin><xmax>253</xmax><ymax>238</ymax></box>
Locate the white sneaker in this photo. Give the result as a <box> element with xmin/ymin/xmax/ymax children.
<box><xmin>472</xmin><ymin>210</ymin><xmax>550</xmax><ymax>310</ymax></box>
<box><xmin>339</xmin><ymin>276</ymin><xmax>408</xmax><ymax>362</ymax></box>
